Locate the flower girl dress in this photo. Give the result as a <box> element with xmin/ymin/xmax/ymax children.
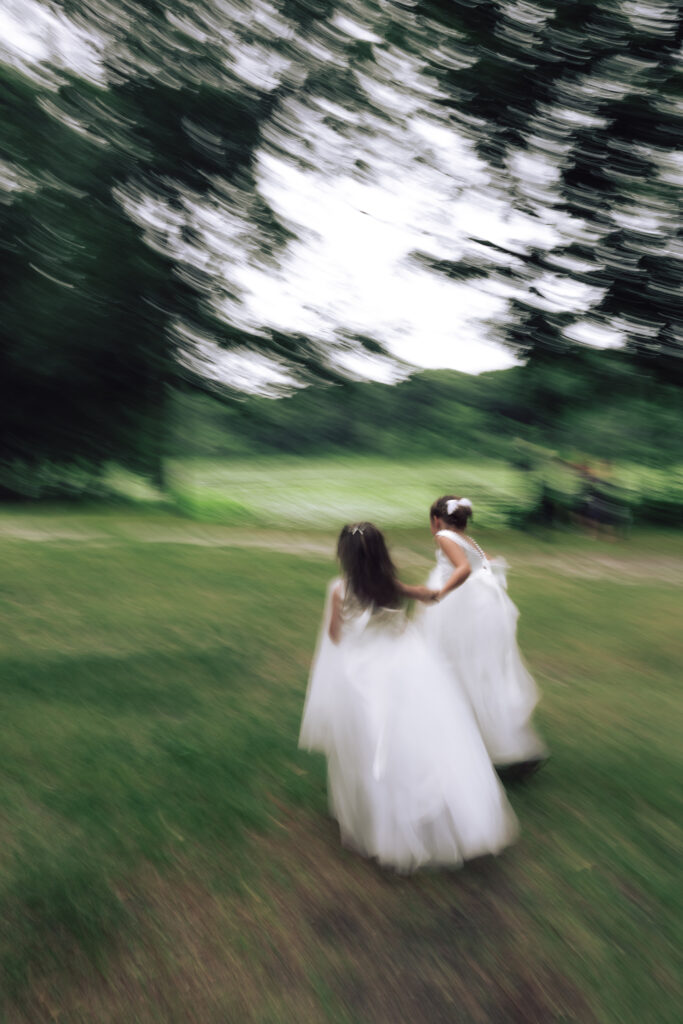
<box><xmin>300</xmin><ymin>580</ymin><xmax>518</xmax><ymax>873</ymax></box>
<box><xmin>424</xmin><ymin>530</ymin><xmax>547</xmax><ymax>769</ymax></box>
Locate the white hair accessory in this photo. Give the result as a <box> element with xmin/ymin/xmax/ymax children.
<box><xmin>351</xmin><ymin>525</ymin><xmax>364</xmax><ymax>535</ymax></box>
<box><xmin>446</xmin><ymin>497</ymin><xmax>472</xmax><ymax>515</ymax></box>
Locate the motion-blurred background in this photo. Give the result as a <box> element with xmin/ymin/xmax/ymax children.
<box><xmin>0</xmin><ymin>4</ymin><xmax>681</xmax><ymax>1023</ymax></box>
<box><xmin>1</xmin><ymin>0</ymin><xmax>681</xmax><ymax>517</ymax></box>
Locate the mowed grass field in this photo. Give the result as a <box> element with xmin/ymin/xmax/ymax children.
<box><xmin>166</xmin><ymin>455</ymin><xmax>683</xmax><ymax>529</ymax></box>
<box><xmin>0</xmin><ymin>498</ymin><xmax>680</xmax><ymax>1023</ymax></box>
<box><xmin>166</xmin><ymin>457</ymin><xmax>540</xmax><ymax>527</ymax></box>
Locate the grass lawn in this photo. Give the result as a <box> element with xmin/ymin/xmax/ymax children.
<box><xmin>166</xmin><ymin>456</ymin><xmax>541</xmax><ymax>528</ymax></box>
<box><xmin>0</xmin><ymin>505</ymin><xmax>680</xmax><ymax>1022</ymax></box>
<box><xmin>166</xmin><ymin>455</ymin><xmax>682</xmax><ymax>530</ymax></box>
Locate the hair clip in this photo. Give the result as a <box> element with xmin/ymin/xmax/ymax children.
<box><xmin>446</xmin><ymin>498</ymin><xmax>472</xmax><ymax>515</ymax></box>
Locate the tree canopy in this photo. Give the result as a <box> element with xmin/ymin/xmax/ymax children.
<box><xmin>1</xmin><ymin>1</ymin><xmax>680</xmax><ymax>487</ymax></box>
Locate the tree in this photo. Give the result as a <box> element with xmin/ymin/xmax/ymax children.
<box><xmin>410</xmin><ymin>0</ymin><xmax>683</xmax><ymax>383</ymax></box>
<box><xmin>1</xmin><ymin>0</ymin><xmax>365</xmax><ymax>490</ymax></box>
<box><xmin>0</xmin><ymin>62</ymin><xmax>181</xmax><ymax>485</ymax></box>
<box><xmin>3</xmin><ymin>0</ymin><xmax>680</xmax><ymax>498</ymax></box>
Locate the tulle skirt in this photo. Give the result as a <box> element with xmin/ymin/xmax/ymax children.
<box><xmin>300</xmin><ymin>587</ymin><xmax>518</xmax><ymax>872</ymax></box>
<box><xmin>422</xmin><ymin>566</ymin><xmax>547</xmax><ymax>767</ymax></box>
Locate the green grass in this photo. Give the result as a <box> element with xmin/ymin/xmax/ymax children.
<box><xmin>166</xmin><ymin>455</ymin><xmax>683</xmax><ymax>528</ymax></box>
<box><xmin>166</xmin><ymin>456</ymin><xmax>540</xmax><ymax>527</ymax></box>
<box><xmin>0</xmin><ymin>506</ymin><xmax>680</xmax><ymax>1022</ymax></box>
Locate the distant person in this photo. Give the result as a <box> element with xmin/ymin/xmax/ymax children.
<box><xmin>421</xmin><ymin>496</ymin><xmax>548</xmax><ymax>781</ymax></box>
<box><xmin>299</xmin><ymin>522</ymin><xmax>518</xmax><ymax>872</ymax></box>
<box><xmin>576</xmin><ymin>461</ymin><xmax>629</xmax><ymax>540</ymax></box>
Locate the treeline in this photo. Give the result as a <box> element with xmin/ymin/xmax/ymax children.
<box><xmin>3</xmin><ymin>1</ymin><xmax>681</xmax><ymax>498</ymax></box>
<box><xmin>172</xmin><ymin>348</ymin><xmax>682</xmax><ymax>466</ymax></box>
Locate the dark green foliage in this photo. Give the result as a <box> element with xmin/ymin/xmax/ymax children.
<box><xmin>1</xmin><ymin>1</ymin><xmax>681</xmax><ymax>497</ymax></box>
<box><xmin>410</xmin><ymin>1</ymin><xmax>683</xmax><ymax>382</ymax></box>
<box><xmin>0</xmin><ymin>63</ymin><xmax>176</xmax><ymax>481</ymax></box>
<box><xmin>0</xmin><ymin>0</ymin><xmax>341</xmax><ymax>490</ymax></box>
<box><xmin>170</xmin><ymin>349</ymin><xmax>682</xmax><ymax>467</ymax></box>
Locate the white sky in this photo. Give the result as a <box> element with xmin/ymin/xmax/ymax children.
<box><xmin>1</xmin><ymin>0</ymin><xmax>633</xmax><ymax>392</ymax></box>
<box><xmin>0</xmin><ymin>0</ymin><xmax>104</xmax><ymax>85</ymax></box>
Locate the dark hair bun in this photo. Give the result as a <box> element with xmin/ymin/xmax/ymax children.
<box><xmin>429</xmin><ymin>495</ymin><xmax>473</xmax><ymax>530</ymax></box>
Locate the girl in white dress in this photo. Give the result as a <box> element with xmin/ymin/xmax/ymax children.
<box><xmin>299</xmin><ymin>522</ymin><xmax>518</xmax><ymax>873</ymax></box>
<box><xmin>424</xmin><ymin>496</ymin><xmax>548</xmax><ymax>777</ymax></box>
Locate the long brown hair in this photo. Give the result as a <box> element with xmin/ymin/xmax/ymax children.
<box><xmin>337</xmin><ymin>522</ymin><xmax>401</xmax><ymax>609</ymax></box>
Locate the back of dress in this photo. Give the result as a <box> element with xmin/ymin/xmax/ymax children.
<box><xmin>339</xmin><ymin>582</ymin><xmax>408</xmax><ymax>639</ymax></box>
<box><xmin>300</xmin><ymin>575</ymin><xmax>519</xmax><ymax>871</ymax></box>
<box><xmin>434</xmin><ymin>529</ymin><xmax>486</xmax><ymax>583</ymax></box>
<box><xmin>427</xmin><ymin>531</ymin><xmax>547</xmax><ymax>768</ymax></box>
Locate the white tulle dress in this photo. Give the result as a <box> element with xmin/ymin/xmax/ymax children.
<box><xmin>423</xmin><ymin>530</ymin><xmax>547</xmax><ymax>768</ymax></box>
<box><xmin>299</xmin><ymin>580</ymin><xmax>518</xmax><ymax>873</ymax></box>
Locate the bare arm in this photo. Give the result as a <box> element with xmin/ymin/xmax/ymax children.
<box><xmin>435</xmin><ymin>535</ymin><xmax>470</xmax><ymax>600</ymax></box>
<box><xmin>328</xmin><ymin>586</ymin><xmax>344</xmax><ymax>644</ymax></box>
<box><xmin>397</xmin><ymin>581</ymin><xmax>439</xmax><ymax>603</ymax></box>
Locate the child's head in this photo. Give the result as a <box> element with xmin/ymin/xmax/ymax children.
<box><xmin>337</xmin><ymin>522</ymin><xmax>401</xmax><ymax>609</ymax></box>
<box><xmin>430</xmin><ymin>495</ymin><xmax>473</xmax><ymax>531</ymax></box>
